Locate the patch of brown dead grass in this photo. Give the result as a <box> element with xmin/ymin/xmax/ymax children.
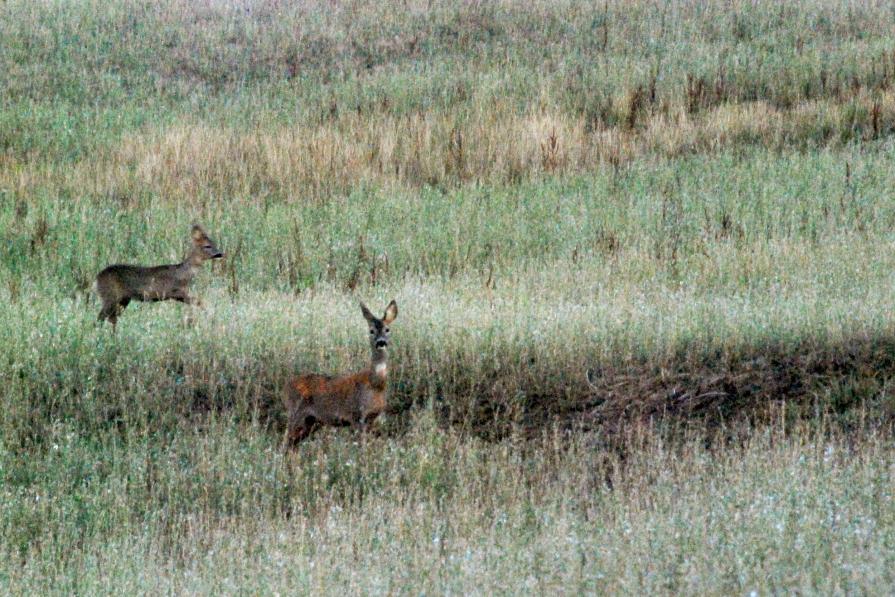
<box><xmin>5</xmin><ymin>90</ymin><xmax>895</xmax><ymax>203</ymax></box>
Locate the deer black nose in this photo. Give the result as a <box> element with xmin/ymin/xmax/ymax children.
<box><xmin>375</xmin><ymin>339</ymin><xmax>388</xmax><ymax>348</ymax></box>
<box><xmin>212</xmin><ymin>252</ymin><xmax>224</xmax><ymax>259</ymax></box>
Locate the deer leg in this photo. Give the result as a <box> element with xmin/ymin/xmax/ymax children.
<box><xmin>109</xmin><ymin>298</ymin><xmax>129</xmax><ymax>328</ymax></box>
<box><xmin>176</xmin><ymin>293</ymin><xmax>202</xmax><ymax>307</ymax></box>
<box><xmin>98</xmin><ymin>300</ymin><xmax>125</xmax><ymax>327</ymax></box>
<box><xmin>282</xmin><ymin>416</ymin><xmax>315</xmax><ymax>451</ymax></box>
<box><xmin>170</xmin><ymin>293</ymin><xmax>200</xmax><ymax>326</ymax></box>
<box><xmin>358</xmin><ymin>413</ymin><xmax>382</xmax><ymax>438</ymax></box>
<box><xmin>97</xmin><ymin>303</ymin><xmax>115</xmax><ymax>323</ymax></box>
<box><xmin>301</xmin><ymin>416</ymin><xmax>318</xmax><ymax>439</ymax></box>
<box><xmin>282</xmin><ymin>427</ymin><xmax>300</xmax><ymax>452</ymax></box>
<box><xmin>354</xmin><ymin>414</ymin><xmax>375</xmax><ymax>439</ymax></box>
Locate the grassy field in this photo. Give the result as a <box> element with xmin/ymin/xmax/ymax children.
<box><xmin>3</xmin><ymin>421</ymin><xmax>894</xmax><ymax>594</ymax></box>
<box><xmin>2</xmin><ymin>0</ymin><xmax>895</xmax><ymax>593</ymax></box>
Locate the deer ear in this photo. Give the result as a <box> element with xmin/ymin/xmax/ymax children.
<box><xmin>191</xmin><ymin>224</ymin><xmax>206</xmax><ymax>242</ymax></box>
<box><xmin>382</xmin><ymin>300</ymin><xmax>398</xmax><ymax>324</ymax></box>
<box><xmin>360</xmin><ymin>302</ymin><xmax>377</xmax><ymax>323</ymax></box>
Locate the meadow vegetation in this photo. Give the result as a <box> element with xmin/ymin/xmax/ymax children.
<box><xmin>1</xmin><ymin>0</ymin><xmax>895</xmax><ymax>593</ymax></box>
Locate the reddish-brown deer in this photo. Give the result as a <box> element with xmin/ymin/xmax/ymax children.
<box><xmin>95</xmin><ymin>224</ymin><xmax>223</xmax><ymax>326</ymax></box>
<box><xmin>283</xmin><ymin>300</ymin><xmax>398</xmax><ymax>448</ymax></box>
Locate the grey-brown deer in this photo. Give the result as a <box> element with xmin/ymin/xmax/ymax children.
<box><xmin>96</xmin><ymin>224</ymin><xmax>223</xmax><ymax>326</ymax></box>
<box><xmin>283</xmin><ymin>300</ymin><xmax>398</xmax><ymax>449</ymax></box>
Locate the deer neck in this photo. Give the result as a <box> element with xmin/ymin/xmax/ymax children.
<box><xmin>179</xmin><ymin>247</ymin><xmax>205</xmax><ymax>276</ymax></box>
<box><xmin>371</xmin><ymin>348</ymin><xmax>388</xmax><ymax>381</ymax></box>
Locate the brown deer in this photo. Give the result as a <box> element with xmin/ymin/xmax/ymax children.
<box><xmin>95</xmin><ymin>224</ymin><xmax>223</xmax><ymax>326</ymax></box>
<box><xmin>283</xmin><ymin>300</ymin><xmax>398</xmax><ymax>448</ymax></box>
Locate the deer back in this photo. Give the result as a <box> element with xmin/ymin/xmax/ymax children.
<box><xmin>286</xmin><ymin>370</ymin><xmax>386</xmax><ymax>425</ymax></box>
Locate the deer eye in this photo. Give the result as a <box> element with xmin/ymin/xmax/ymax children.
<box><xmin>370</xmin><ymin>329</ymin><xmax>375</xmax><ymax>334</ymax></box>
<box><xmin>385</xmin><ymin>328</ymin><xmax>389</xmax><ymax>333</ymax></box>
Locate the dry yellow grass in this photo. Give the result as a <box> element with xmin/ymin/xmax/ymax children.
<box><xmin>4</xmin><ymin>89</ymin><xmax>891</xmax><ymax>206</ymax></box>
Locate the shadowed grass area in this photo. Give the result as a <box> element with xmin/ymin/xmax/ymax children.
<box><xmin>3</xmin><ymin>232</ymin><xmax>895</xmax><ymax>445</ymax></box>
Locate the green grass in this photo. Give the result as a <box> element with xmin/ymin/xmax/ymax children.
<box><xmin>6</xmin><ymin>146</ymin><xmax>895</xmax><ymax>292</ymax></box>
<box><xmin>3</xmin><ymin>0</ymin><xmax>895</xmax><ymax>593</ymax></box>
<box><xmin>2</xmin><ymin>421</ymin><xmax>893</xmax><ymax>594</ymax></box>
<box><xmin>3</xmin><ymin>0</ymin><xmax>895</xmax><ymax>163</ymax></box>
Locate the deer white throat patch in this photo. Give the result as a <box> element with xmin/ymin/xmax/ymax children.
<box><xmin>374</xmin><ymin>363</ymin><xmax>387</xmax><ymax>375</ymax></box>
